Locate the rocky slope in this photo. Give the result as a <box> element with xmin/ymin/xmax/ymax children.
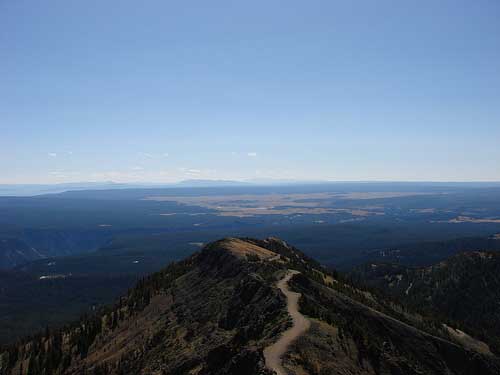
<box><xmin>1</xmin><ymin>238</ymin><xmax>500</xmax><ymax>374</ymax></box>
<box><xmin>352</xmin><ymin>250</ymin><xmax>500</xmax><ymax>355</ymax></box>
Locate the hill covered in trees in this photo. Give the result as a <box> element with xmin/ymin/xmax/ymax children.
<box><xmin>1</xmin><ymin>238</ymin><xmax>499</xmax><ymax>375</ymax></box>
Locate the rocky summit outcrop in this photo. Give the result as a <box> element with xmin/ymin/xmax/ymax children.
<box><xmin>1</xmin><ymin>238</ymin><xmax>500</xmax><ymax>375</ymax></box>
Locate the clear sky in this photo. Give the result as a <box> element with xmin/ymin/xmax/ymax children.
<box><xmin>1</xmin><ymin>0</ymin><xmax>499</xmax><ymax>183</ymax></box>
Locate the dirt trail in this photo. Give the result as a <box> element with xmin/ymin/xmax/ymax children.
<box><xmin>264</xmin><ymin>270</ymin><xmax>310</xmax><ymax>375</ymax></box>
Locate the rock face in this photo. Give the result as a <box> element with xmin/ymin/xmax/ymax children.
<box><xmin>2</xmin><ymin>238</ymin><xmax>500</xmax><ymax>375</ymax></box>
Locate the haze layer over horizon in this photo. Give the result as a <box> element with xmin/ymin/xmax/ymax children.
<box><xmin>1</xmin><ymin>1</ymin><xmax>499</xmax><ymax>183</ymax></box>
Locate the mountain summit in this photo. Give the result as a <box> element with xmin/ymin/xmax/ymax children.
<box><xmin>1</xmin><ymin>238</ymin><xmax>499</xmax><ymax>375</ymax></box>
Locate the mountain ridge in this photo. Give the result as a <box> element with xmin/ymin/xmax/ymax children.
<box><xmin>1</xmin><ymin>237</ymin><xmax>499</xmax><ymax>374</ymax></box>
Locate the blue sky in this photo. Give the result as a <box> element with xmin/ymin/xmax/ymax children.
<box><xmin>1</xmin><ymin>0</ymin><xmax>499</xmax><ymax>183</ymax></box>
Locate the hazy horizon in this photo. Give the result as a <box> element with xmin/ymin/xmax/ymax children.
<box><xmin>3</xmin><ymin>178</ymin><xmax>500</xmax><ymax>187</ymax></box>
<box><xmin>2</xmin><ymin>1</ymin><xmax>499</xmax><ymax>184</ymax></box>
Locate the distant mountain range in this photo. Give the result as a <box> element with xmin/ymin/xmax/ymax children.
<box><xmin>1</xmin><ymin>238</ymin><xmax>499</xmax><ymax>374</ymax></box>
<box><xmin>3</xmin><ymin>180</ymin><xmax>500</xmax><ymax>196</ymax></box>
<box><xmin>0</xmin><ymin>182</ymin><xmax>145</xmax><ymax>196</ymax></box>
<box><xmin>0</xmin><ymin>180</ymin><xmax>253</xmax><ymax>196</ymax></box>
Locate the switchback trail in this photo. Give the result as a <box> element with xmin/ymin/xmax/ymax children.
<box><xmin>263</xmin><ymin>270</ymin><xmax>311</xmax><ymax>375</ymax></box>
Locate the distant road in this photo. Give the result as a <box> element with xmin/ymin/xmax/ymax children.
<box><xmin>264</xmin><ymin>270</ymin><xmax>310</xmax><ymax>375</ymax></box>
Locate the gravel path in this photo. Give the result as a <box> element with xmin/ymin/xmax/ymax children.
<box><xmin>264</xmin><ymin>270</ymin><xmax>310</xmax><ymax>375</ymax></box>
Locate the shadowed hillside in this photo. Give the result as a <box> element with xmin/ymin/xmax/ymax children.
<box><xmin>1</xmin><ymin>238</ymin><xmax>499</xmax><ymax>375</ymax></box>
<box><xmin>353</xmin><ymin>250</ymin><xmax>500</xmax><ymax>355</ymax></box>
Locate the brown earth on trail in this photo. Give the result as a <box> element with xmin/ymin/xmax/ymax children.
<box><xmin>264</xmin><ymin>270</ymin><xmax>310</xmax><ymax>375</ymax></box>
